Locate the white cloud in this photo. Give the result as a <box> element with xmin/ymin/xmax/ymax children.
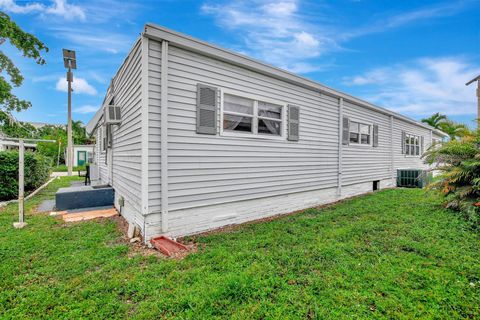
<box><xmin>202</xmin><ymin>1</ymin><xmax>470</xmax><ymax>73</ymax></box>
<box><xmin>0</xmin><ymin>0</ymin><xmax>86</xmax><ymax>20</ymax></box>
<box><xmin>0</xmin><ymin>0</ymin><xmax>43</xmax><ymax>13</ymax></box>
<box><xmin>73</xmin><ymin>105</ymin><xmax>98</xmax><ymax>114</ymax></box>
<box><xmin>56</xmin><ymin>77</ymin><xmax>97</xmax><ymax>95</ymax></box>
<box><xmin>344</xmin><ymin>57</ymin><xmax>480</xmax><ymax>117</ymax></box>
<box><xmin>201</xmin><ymin>0</ymin><xmax>337</xmax><ymax>73</ymax></box>
<box><xmin>340</xmin><ymin>2</ymin><xmax>468</xmax><ymax>40</ymax></box>
<box><xmin>49</xmin><ymin>27</ymin><xmax>134</xmax><ymax>54</ymax></box>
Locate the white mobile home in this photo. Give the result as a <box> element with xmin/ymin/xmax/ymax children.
<box><xmin>86</xmin><ymin>24</ymin><xmax>447</xmax><ymax>240</ymax></box>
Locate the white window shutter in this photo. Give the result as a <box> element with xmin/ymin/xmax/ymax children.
<box><xmin>288</xmin><ymin>105</ymin><xmax>300</xmax><ymax>141</ymax></box>
<box><xmin>373</xmin><ymin>124</ymin><xmax>379</xmax><ymax>147</ymax></box>
<box><xmin>342</xmin><ymin>117</ymin><xmax>349</xmax><ymax>145</ymax></box>
<box><xmin>401</xmin><ymin>131</ymin><xmax>406</xmax><ymax>154</ymax></box>
<box><xmin>196</xmin><ymin>84</ymin><xmax>218</xmax><ymax>135</ymax></box>
<box><xmin>421</xmin><ymin>136</ymin><xmax>424</xmax><ymax>154</ymax></box>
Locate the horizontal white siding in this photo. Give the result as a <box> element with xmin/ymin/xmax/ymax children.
<box><xmin>393</xmin><ymin>117</ymin><xmax>432</xmax><ymax>174</ymax></box>
<box><xmin>342</xmin><ymin>100</ymin><xmax>392</xmax><ymax>186</ymax></box>
<box><xmin>138</xmin><ymin>38</ymin><xmax>444</xmax><ymax>238</ymax></box>
<box><xmin>163</xmin><ymin>44</ymin><xmax>340</xmax><ymax>212</ymax></box>
<box><xmin>110</xmin><ymin>40</ymin><xmax>143</xmax><ymax>210</ymax></box>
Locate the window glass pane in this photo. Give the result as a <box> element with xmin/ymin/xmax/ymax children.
<box><xmin>414</xmin><ymin>136</ymin><xmax>419</xmax><ymax>146</ymax></box>
<box><xmin>258</xmin><ymin>102</ymin><xmax>282</xmax><ymax>119</ymax></box>
<box><xmin>349</xmin><ymin>121</ymin><xmax>359</xmax><ymax>133</ymax></box>
<box><xmin>224</xmin><ymin>94</ymin><xmax>254</xmax><ymax>115</ymax></box>
<box><xmin>360</xmin><ymin>124</ymin><xmax>370</xmax><ymax>134</ymax></box>
<box><xmin>223</xmin><ymin>114</ymin><xmax>252</xmax><ymax>132</ymax></box>
<box><xmin>416</xmin><ymin>146</ymin><xmax>420</xmax><ymax>155</ymax></box>
<box><xmin>258</xmin><ymin>119</ymin><xmax>281</xmax><ymax>135</ymax></box>
<box><xmin>350</xmin><ymin>132</ymin><xmax>359</xmax><ymax>143</ymax></box>
<box><xmin>410</xmin><ymin>145</ymin><xmax>415</xmax><ymax>155</ymax></box>
<box><xmin>361</xmin><ymin>134</ymin><xmax>370</xmax><ymax>144</ymax></box>
<box><xmin>406</xmin><ymin>145</ymin><xmax>410</xmax><ymax>155</ymax></box>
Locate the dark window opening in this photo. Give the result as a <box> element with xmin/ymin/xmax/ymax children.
<box><xmin>373</xmin><ymin>180</ymin><xmax>380</xmax><ymax>191</ymax></box>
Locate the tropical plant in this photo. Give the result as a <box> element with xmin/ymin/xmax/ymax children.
<box><xmin>421</xmin><ymin>112</ymin><xmax>447</xmax><ymax>129</ymax></box>
<box><xmin>438</xmin><ymin>120</ymin><xmax>470</xmax><ymax>140</ymax></box>
<box><xmin>0</xmin><ymin>12</ymin><xmax>48</xmax><ymax>113</ymax></box>
<box><xmin>424</xmin><ymin>130</ymin><xmax>480</xmax><ymax>227</ymax></box>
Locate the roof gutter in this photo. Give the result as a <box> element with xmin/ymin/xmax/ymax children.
<box><xmin>143</xmin><ymin>23</ymin><xmax>448</xmax><ymax>138</ymax></box>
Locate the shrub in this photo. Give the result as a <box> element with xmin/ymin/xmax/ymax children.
<box><xmin>424</xmin><ymin>131</ymin><xmax>480</xmax><ymax>228</ymax></box>
<box><xmin>0</xmin><ymin>151</ymin><xmax>51</xmax><ymax>201</ymax></box>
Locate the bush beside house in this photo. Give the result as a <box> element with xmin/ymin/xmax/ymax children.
<box><xmin>0</xmin><ymin>151</ymin><xmax>51</xmax><ymax>201</ymax></box>
<box><xmin>425</xmin><ymin>130</ymin><xmax>480</xmax><ymax>228</ymax></box>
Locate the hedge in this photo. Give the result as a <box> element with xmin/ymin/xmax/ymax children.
<box><xmin>0</xmin><ymin>151</ymin><xmax>51</xmax><ymax>201</ymax></box>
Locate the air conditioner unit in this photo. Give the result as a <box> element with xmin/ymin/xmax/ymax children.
<box><xmin>104</xmin><ymin>105</ymin><xmax>122</xmax><ymax>125</ymax></box>
<box><xmin>397</xmin><ymin>169</ymin><xmax>431</xmax><ymax>188</ymax></box>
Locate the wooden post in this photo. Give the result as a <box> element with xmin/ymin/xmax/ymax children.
<box><xmin>14</xmin><ymin>139</ymin><xmax>27</xmax><ymax>228</ymax></box>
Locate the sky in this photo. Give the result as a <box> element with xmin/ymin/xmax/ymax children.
<box><xmin>1</xmin><ymin>0</ymin><xmax>480</xmax><ymax>127</ymax></box>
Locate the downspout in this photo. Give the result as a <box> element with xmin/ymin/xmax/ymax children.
<box><xmin>140</xmin><ymin>35</ymin><xmax>150</xmax><ymax>241</ymax></box>
<box><xmin>390</xmin><ymin>115</ymin><xmax>394</xmax><ymax>184</ymax></box>
<box><xmin>160</xmin><ymin>40</ymin><xmax>169</xmax><ymax>233</ymax></box>
<box><xmin>337</xmin><ymin>97</ymin><xmax>343</xmax><ymax>197</ymax></box>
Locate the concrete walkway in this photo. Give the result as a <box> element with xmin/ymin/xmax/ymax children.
<box><xmin>50</xmin><ymin>171</ymin><xmax>80</xmax><ymax>177</ymax></box>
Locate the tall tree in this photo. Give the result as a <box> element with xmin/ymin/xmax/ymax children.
<box><xmin>0</xmin><ymin>12</ymin><xmax>48</xmax><ymax>113</ymax></box>
<box><xmin>421</xmin><ymin>112</ymin><xmax>447</xmax><ymax>129</ymax></box>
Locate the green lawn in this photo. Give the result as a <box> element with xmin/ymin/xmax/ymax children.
<box><xmin>0</xmin><ymin>177</ymin><xmax>479</xmax><ymax>319</ymax></box>
<box><xmin>51</xmin><ymin>164</ymin><xmax>86</xmax><ymax>172</ymax></box>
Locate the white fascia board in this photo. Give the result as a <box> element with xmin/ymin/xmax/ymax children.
<box><xmin>143</xmin><ymin>23</ymin><xmax>448</xmax><ymax>138</ymax></box>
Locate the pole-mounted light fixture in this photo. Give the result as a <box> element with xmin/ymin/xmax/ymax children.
<box><xmin>62</xmin><ymin>49</ymin><xmax>76</xmax><ymax>176</ymax></box>
<box><xmin>466</xmin><ymin>75</ymin><xmax>480</xmax><ymax>128</ymax></box>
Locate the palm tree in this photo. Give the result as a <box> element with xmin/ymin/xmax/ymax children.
<box><xmin>438</xmin><ymin>120</ymin><xmax>470</xmax><ymax>141</ymax></box>
<box><xmin>421</xmin><ymin>112</ymin><xmax>447</xmax><ymax>129</ymax></box>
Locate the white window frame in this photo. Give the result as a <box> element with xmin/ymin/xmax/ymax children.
<box><xmin>219</xmin><ymin>89</ymin><xmax>287</xmax><ymax>140</ymax></box>
<box><xmin>348</xmin><ymin>119</ymin><xmax>373</xmax><ymax>147</ymax></box>
<box><xmin>405</xmin><ymin>133</ymin><xmax>421</xmax><ymax>157</ymax></box>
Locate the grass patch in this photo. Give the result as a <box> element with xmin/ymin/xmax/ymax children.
<box><xmin>0</xmin><ymin>179</ymin><xmax>479</xmax><ymax>319</ymax></box>
<box><xmin>52</xmin><ymin>164</ymin><xmax>86</xmax><ymax>172</ymax></box>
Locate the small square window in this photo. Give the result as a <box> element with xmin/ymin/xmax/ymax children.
<box><xmin>349</xmin><ymin>121</ymin><xmax>371</xmax><ymax>145</ymax></box>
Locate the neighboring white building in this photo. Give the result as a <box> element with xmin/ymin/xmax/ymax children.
<box><xmin>86</xmin><ymin>24</ymin><xmax>448</xmax><ymax>240</ymax></box>
<box><xmin>0</xmin><ymin>133</ymin><xmax>37</xmax><ymax>151</ymax></box>
<box><xmin>66</xmin><ymin>145</ymin><xmax>94</xmax><ymax>167</ymax></box>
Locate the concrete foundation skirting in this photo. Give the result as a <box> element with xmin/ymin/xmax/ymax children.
<box><xmin>139</xmin><ymin>178</ymin><xmax>395</xmax><ymax>240</ymax></box>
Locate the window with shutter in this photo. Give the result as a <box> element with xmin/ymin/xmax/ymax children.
<box><xmin>197</xmin><ymin>84</ymin><xmax>218</xmax><ymax>135</ymax></box>
<box><xmin>348</xmin><ymin>120</ymin><xmax>372</xmax><ymax>146</ymax></box>
<box><xmin>404</xmin><ymin>133</ymin><xmax>421</xmax><ymax>156</ymax></box>
<box><xmin>219</xmin><ymin>90</ymin><xmax>287</xmax><ymax>139</ymax></box>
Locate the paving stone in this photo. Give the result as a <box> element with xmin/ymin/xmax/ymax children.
<box><xmin>37</xmin><ymin>199</ymin><xmax>55</xmax><ymax>213</ymax></box>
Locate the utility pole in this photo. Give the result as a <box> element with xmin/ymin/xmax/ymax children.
<box><xmin>63</xmin><ymin>49</ymin><xmax>77</xmax><ymax>176</ymax></box>
<box><xmin>466</xmin><ymin>75</ymin><xmax>480</xmax><ymax>128</ymax></box>
<box><xmin>4</xmin><ymin>137</ymin><xmax>55</xmax><ymax>229</ymax></box>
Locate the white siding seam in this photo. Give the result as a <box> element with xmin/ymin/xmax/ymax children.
<box><xmin>161</xmin><ymin>40</ymin><xmax>169</xmax><ymax>232</ymax></box>
<box><xmin>337</xmin><ymin>97</ymin><xmax>343</xmax><ymax>196</ymax></box>
<box><xmin>141</xmin><ymin>36</ymin><xmax>150</xmax><ymax>221</ymax></box>
<box><xmin>390</xmin><ymin>115</ymin><xmax>394</xmax><ymax>180</ymax></box>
